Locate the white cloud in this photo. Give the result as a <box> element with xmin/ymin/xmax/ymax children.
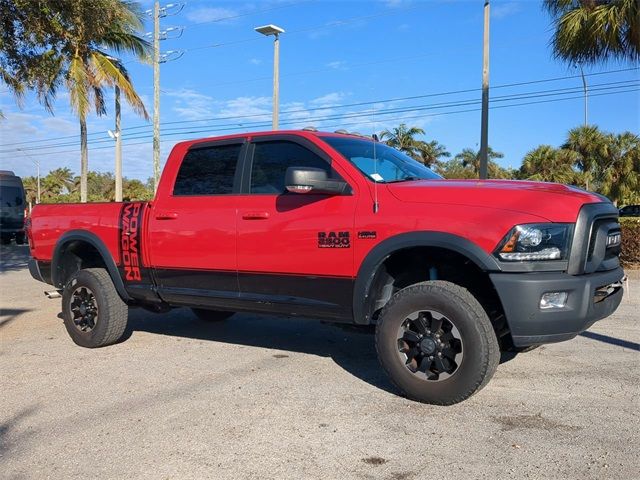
<box><xmin>326</xmin><ymin>60</ymin><xmax>347</xmax><ymax>70</ymax></box>
<box><xmin>249</xmin><ymin>58</ymin><xmax>262</xmax><ymax>65</ymax></box>
<box><xmin>310</xmin><ymin>92</ymin><xmax>347</xmax><ymax>106</ymax></box>
<box><xmin>40</xmin><ymin>117</ymin><xmax>77</xmax><ymax>135</ymax></box>
<box><xmin>166</xmin><ymin>88</ymin><xmax>216</xmax><ymax>121</ymax></box>
<box><xmin>185</xmin><ymin>7</ymin><xmax>238</xmax><ymax>24</ymax></box>
<box><xmin>491</xmin><ymin>2</ymin><xmax>521</xmax><ymax>20</ymax></box>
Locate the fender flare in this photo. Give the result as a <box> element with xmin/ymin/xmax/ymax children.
<box><xmin>352</xmin><ymin>231</ymin><xmax>501</xmax><ymax>324</ymax></box>
<box><xmin>52</xmin><ymin>230</ymin><xmax>130</xmax><ymax>302</ymax></box>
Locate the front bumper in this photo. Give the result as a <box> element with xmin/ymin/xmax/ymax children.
<box><xmin>490</xmin><ymin>267</ymin><xmax>624</xmax><ymax>347</ymax></box>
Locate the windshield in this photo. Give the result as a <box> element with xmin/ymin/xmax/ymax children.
<box><xmin>321</xmin><ymin>136</ymin><xmax>442</xmax><ymax>183</ymax></box>
<box><xmin>0</xmin><ymin>186</ymin><xmax>24</xmax><ymax>207</ymax></box>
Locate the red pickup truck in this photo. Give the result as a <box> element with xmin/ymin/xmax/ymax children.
<box><xmin>27</xmin><ymin>130</ymin><xmax>625</xmax><ymax>405</ymax></box>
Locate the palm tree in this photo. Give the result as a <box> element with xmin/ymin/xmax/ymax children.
<box><xmin>562</xmin><ymin>125</ymin><xmax>608</xmax><ymax>189</ymax></box>
<box><xmin>520</xmin><ymin>145</ymin><xmax>582</xmax><ymax>184</ymax></box>
<box><xmin>28</xmin><ymin>2</ymin><xmax>150</xmax><ymax>202</ymax></box>
<box><xmin>592</xmin><ymin>132</ymin><xmax>640</xmax><ymax>205</ymax></box>
<box><xmin>544</xmin><ymin>0</ymin><xmax>640</xmax><ymax>65</ymax></box>
<box><xmin>418</xmin><ymin>140</ymin><xmax>451</xmax><ymax>168</ymax></box>
<box><xmin>379</xmin><ymin>124</ymin><xmax>426</xmax><ymax>160</ymax></box>
<box><xmin>454</xmin><ymin>146</ymin><xmax>506</xmax><ymax>177</ymax></box>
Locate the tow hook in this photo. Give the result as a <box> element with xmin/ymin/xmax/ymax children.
<box><xmin>44</xmin><ymin>290</ymin><xmax>62</xmax><ymax>299</ymax></box>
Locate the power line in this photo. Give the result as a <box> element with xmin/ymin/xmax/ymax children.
<box><xmin>2</xmin><ymin>78</ymin><xmax>636</xmax><ymax>153</ymax></box>
<box><xmin>2</xmin><ymin>86</ymin><xmax>636</xmax><ymax>159</ymax></box>
<box><xmin>2</xmin><ymin>67</ymin><xmax>637</xmax><ymax>149</ymax></box>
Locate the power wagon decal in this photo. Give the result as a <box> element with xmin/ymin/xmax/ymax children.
<box><xmin>118</xmin><ymin>202</ymin><xmax>149</xmax><ymax>283</ymax></box>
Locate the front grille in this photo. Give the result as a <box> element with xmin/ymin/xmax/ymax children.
<box><xmin>568</xmin><ymin>203</ymin><xmax>621</xmax><ymax>275</ymax></box>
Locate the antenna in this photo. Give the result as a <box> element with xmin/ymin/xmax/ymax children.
<box><xmin>372</xmin><ymin>106</ymin><xmax>379</xmax><ymax>214</ymax></box>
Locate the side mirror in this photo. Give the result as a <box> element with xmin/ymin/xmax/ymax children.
<box><xmin>285</xmin><ymin>167</ymin><xmax>348</xmax><ymax>195</ymax></box>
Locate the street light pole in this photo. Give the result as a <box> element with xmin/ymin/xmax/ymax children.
<box><xmin>273</xmin><ymin>33</ymin><xmax>281</xmax><ymax>130</ymax></box>
<box><xmin>115</xmin><ymin>86</ymin><xmax>123</xmax><ymax>202</ymax></box>
<box><xmin>479</xmin><ymin>0</ymin><xmax>490</xmax><ymax>180</ymax></box>
<box><xmin>255</xmin><ymin>24</ymin><xmax>285</xmax><ymax>130</ymax></box>
<box><xmin>578</xmin><ymin>63</ymin><xmax>588</xmax><ymax>126</ymax></box>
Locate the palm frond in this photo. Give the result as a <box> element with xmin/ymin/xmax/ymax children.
<box><xmin>91</xmin><ymin>51</ymin><xmax>149</xmax><ymax>119</ymax></box>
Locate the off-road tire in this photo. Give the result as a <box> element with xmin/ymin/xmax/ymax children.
<box><xmin>62</xmin><ymin>268</ymin><xmax>128</xmax><ymax>348</ymax></box>
<box><xmin>375</xmin><ymin>280</ymin><xmax>500</xmax><ymax>405</ymax></box>
<box><xmin>191</xmin><ymin>308</ymin><xmax>234</xmax><ymax>322</ymax></box>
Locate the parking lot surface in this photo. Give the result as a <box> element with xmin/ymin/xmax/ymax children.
<box><xmin>1</xmin><ymin>244</ymin><xmax>638</xmax><ymax>479</ymax></box>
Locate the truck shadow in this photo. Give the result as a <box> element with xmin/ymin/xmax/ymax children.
<box><xmin>126</xmin><ymin>308</ymin><xmax>400</xmax><ymax>396</ymax></box>
<box><xmin>0</xmin><ymin>244</ymin><xmax>30</xmax><ymax>274</ymax></box>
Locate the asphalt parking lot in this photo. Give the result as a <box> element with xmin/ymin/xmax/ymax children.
<box><xmin>1</xmin><ymin>243</ymin><xmax>638</xmax><ymax>479</ymax></box>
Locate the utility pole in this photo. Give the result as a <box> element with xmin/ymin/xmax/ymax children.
<box><xmin>153</xmin><ymin>0</ymin><xmax>161</xmax><ymax>193</ymax></box>
<box><xmin>114</xmin><ymin>86</ymin><xmax>123</xmax><ymax>202</ymax></box>
<box><xmin>479</xmin><ymin>0</ymin><xmax>490</xmax><ymax>180</ymax></box>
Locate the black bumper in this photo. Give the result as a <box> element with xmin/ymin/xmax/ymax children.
<box><xmin>490</xmin><ymin>267</ymin><xmax>624</xmax><ymax>347</ymax></box>
<box><xmin>29</xmin><ymin>259</ymin><xmax>52</xmax><ymax>285</ymax></box>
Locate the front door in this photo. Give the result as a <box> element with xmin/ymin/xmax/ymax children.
<box><xmin>235</xmin><ymin>136</ymin><xmax>358</xmax><ymax>320</ymax></box>
<box><xmin>147</xmin><ymin>140</ymin><xmax>244</xmax><ymax>308</ymax></box>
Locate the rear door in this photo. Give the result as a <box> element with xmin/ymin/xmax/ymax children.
<box><xmin>146</xmin><ymin>140</ymin><xmax>245</xmax><ymax>308</ymax></box>
<box><xmin>235</xmin><ymin>136</ymin><xmax>358</xmax><ymax>320</ymax></box>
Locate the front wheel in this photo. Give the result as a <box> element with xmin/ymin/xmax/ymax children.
<box><xmin>375</xmin><ymin>280</ymin><xmax>499</xmax><ymax>405</ymax></box>
<box><xmin>61</xmin><ymin>268</ymin><xmax>128</xmax><ymax>348</ymax></box>
<box><xmin>15</xmin><ymin>232</ymin><xmax>25</xmax><ymax>245</ymax></box>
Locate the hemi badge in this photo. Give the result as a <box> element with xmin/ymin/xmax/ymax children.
<box><xmin>606</xmin><ymin>232</ymin><xmax>621</xmax><ymax>248</ymax></box>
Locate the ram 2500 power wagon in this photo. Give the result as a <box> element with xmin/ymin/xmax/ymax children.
<box><xmin>27</xmin><ymin>130</ymin><xmax>625</xmax><ymax>405</ymax></box>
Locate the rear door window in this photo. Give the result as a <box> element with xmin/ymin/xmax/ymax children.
<box><xmin>173</xmin><ymin>144</ymin><xmax>242</xmax><ymax>195</ymax></box>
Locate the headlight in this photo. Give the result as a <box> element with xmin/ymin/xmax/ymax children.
<box><xmin>495</xmin><ymin>223</ymin><xmax>572</xmax><ymax>261</ymax></box>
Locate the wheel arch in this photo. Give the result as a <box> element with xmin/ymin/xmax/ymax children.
<box><xmin>52</xmin><ymin>230</ymin><xmax>130</xmax><ymax>302</ymax></box>
<box><xmin>353</xmin><ymin>232</ymin><xmax>502</xmax><ymax>325</ymax></box>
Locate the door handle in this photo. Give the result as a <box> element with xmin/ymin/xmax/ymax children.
<box><xmin>155</xmin><ymin>211</ymin><xmax>178</xmax><ymax>220</ymax></box>
<box><xmin>242</xmin><ymin>211</ymin><xmax>270</xmax><ymax>220</ymax></box>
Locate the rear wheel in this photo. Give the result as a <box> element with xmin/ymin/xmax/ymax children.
<box><xmin>375</xmin><ymin>280</ymin><xmax>499</xmax><ymax>405</ymax></box>
<box><xmin>61</xmin><ymin>268</ymin><xmax>128</xmax><ymax>348</ymax></box>
<box><xmin>1</xmin><ymin>235</ymin><xmax>11</xmax><ymax>245</ymax></box>
<box><xmin>15</xmin><ymin>232</ymin><xmax>25</xmax><ymax>245</ymax></box>
<box><xmin>191</xmin><ymin>308</ymin><xmax>234</xmax><ymax>322</ymax></box>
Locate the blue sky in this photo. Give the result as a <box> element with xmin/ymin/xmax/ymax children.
<box><xmin>0</xmin><ymin>0</ymin><xmax>638</xmax><ymax>181</ymax></box>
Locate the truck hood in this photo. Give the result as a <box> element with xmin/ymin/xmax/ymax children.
<box><xmin>386</xmin><ymin>179</ymin><xmax>607</xmax><ymax>222</ymax></box>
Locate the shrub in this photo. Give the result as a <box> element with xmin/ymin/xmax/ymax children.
<box><xmin>620</xmin><ymin>217</ymin><xmax>640</xmax><ymax>268</ymax></box>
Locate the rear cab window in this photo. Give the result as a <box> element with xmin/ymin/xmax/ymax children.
<box><xmin>173</xmin><ymin>143</ymin><xmax>242</xmax><ymax>195</ymax></box>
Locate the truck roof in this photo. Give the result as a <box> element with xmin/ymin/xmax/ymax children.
<box><xmin>175</xmin><ymin>129</ymin><xmax>374</xmax><ymax>150</ymax></box>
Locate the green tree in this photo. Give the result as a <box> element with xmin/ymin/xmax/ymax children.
<box><xmin>453</xmin><ymin>146</ymin><xmax>511</xmax><ymax>178</ymax></box>
<box><xmin>592</xmin><ymin>132</ymin><xmax>640</xmax><ymax>205</ymax></box>
<box><xmin>520</xmin><ymin>145</ymin><xmax>583</xmax><ymax>184</ymax></box>
<box><xmin>418</xmin><ymin>140</ymin><xmax>451</xmax><ymax>168</ymax></box>
<box><xmin>562</xmin><ymin>125</ymin><xmax>608</xmax><ymax>188</ymax></box>
<box><xmin>544</xmin><ymin>0</ymin><xmax>640</xmax><ymax>65</ymax></box>
<box><xmin>0</xmin><ymin>1</ymin><xmax>150</xmax><ymax>202</ymax></box>
<box><xmin>123</xmin><ymin>179</ymin><xmax>153</xmax><ymax>200</ymax></box>
<box><xmin>436</xmin><ymin>158</ymin><xmax>478</xmax><ymax>179</ymax></box>
<box><xmin>379</xmin><ymin>124</ymin><xmax>426</xmax><ymax>160</ymax></box>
